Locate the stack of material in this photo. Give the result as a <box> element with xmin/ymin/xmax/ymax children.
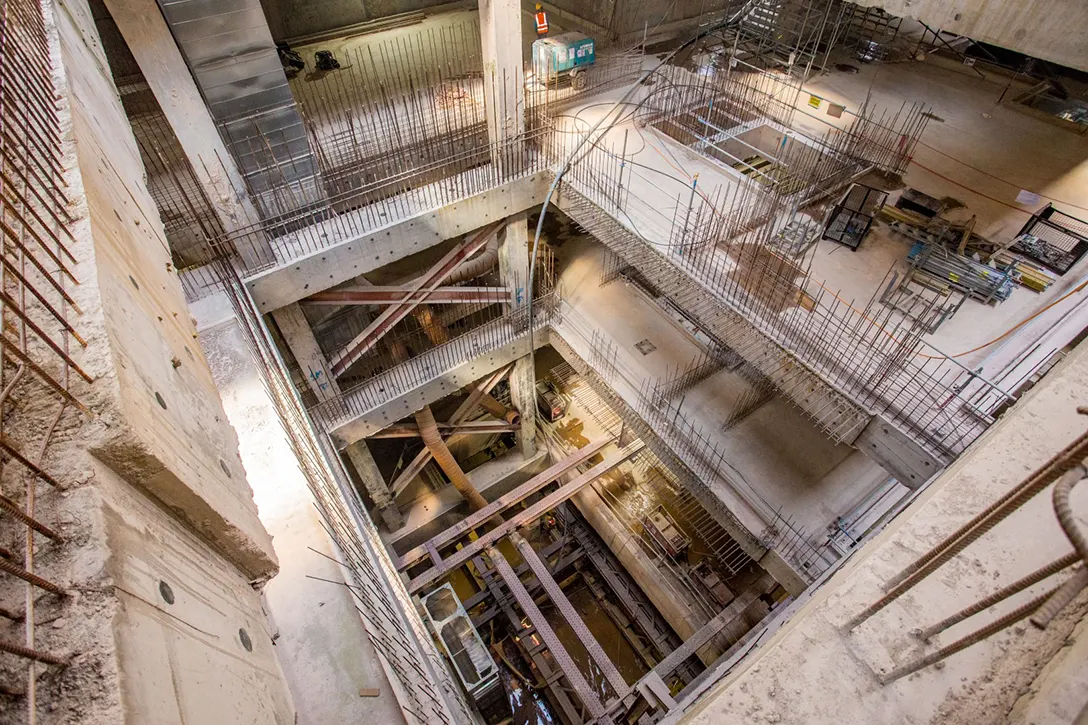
<box><xmin>769</xmin><ymin>218</ymin><xmax>821</xmax><ymax>257</ymax></box>
<box><xmin>908</xmin><ymin>243</ymin><xmax>1015</xmax><ymax>303</ymax></box>
<box><xmin>882</xmin><ymin>202</ymin><xmax>1056</xmax><ymax>294</ymax></box>
<box><xmin>992</xmin><ymin>251</ymin><xmax>1057</xmax><ymax>292</ymax></box>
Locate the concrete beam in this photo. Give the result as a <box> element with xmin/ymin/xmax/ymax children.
<box><xmin>303</xmin><ymin>286</ymin><xmax>511</xmax><ymax>305</ymax></box>
<box><xmin>271</xmin><ymin>303</ymin><xmax>339</xmax><ymax>401</ymax></box>
<box><xmin>855</xmin><ymin>415</ymin><xmax>942</xmax><ymax>490</ymax></box>
<box><xmin>101</xmin><ymin>0</ymin><xmax>268</xmax><ymax>269</ymax></box>
<box><xmin>852</xmin><ymin>0</ymin><xmax>1088</xmax><ymax>73</ymax></box>
<box><xmin>343</xmin><ymin>440</ymin><xmax>403</xmax><ymax>531</ymax></box>
<box><xmin>322</xmin><ymin>327</ymin><xmax>553</xmax><ymax>447</ymax></box>
<box><xmin>245</xmin><ymin>172</ymin><xmax>552</xmax><ymax>314</ymax></box>
<box><xmin>61</xmin><ymin>0</ymin><xmax>278</xmax><ymax>580</ymax></box>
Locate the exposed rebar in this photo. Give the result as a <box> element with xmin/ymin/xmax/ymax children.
<box><xmin>880</xmin><ymin>586</ymin><xmax>1056</xmax><ymax>684</ymax></box>
<box><xmin>0</xmin><ymin>638</ymin><xmax>66</xmax><ymax>666</ymax></box>
<box><xmin>883</xmin><ymin>439</ymin><xmax>1088</xmax><ymax>591</ymax></box>
<box><xmin>918</xmin><ymin>552</ymin><xmax>1080</xmax><ymax>640</ymax></box>
<box><xmin>848</xmin><ymin>464</ymin><xmax>1088</xmax><ymax>630</ymax></box>
<box><xmin>0</xmin><ymin>557</ymin><xmax>65</xmax><ymax>595</ymax></box>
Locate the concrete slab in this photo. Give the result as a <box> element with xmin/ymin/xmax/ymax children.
<box><xmin>317</xmin><ymin>322</ymin><xmax>555</xmax><ymax>445</ymax></box>
<box><xmin>554</xmin><ymin>236</ymin><xmax>891</xmax><ymax>551</ymax></box>
<box><xmin>244</xmin><ymin>170</ymin><xmax>552</xmax><ymax>312</ymax></box>
<box><xmin>675</xmin><ymin>311</ymin><xmax>1088</xmax><ymax>725</ymax></box>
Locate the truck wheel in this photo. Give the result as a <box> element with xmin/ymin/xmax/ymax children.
<box><xmin>571</xmin><ymin>70</ymin><xmax>587</xmax><ymax>90</ymax></box>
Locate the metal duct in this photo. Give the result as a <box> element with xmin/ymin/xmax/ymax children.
<box><xmin>414</xmin><ymin>405</ymin><xmax>490</xmax><ymax>512</ymax></box>
<box><xmin>155</xmin><ymin>0</ymin><xmax>318</xmax><ymax>203</ymax></box>
<box><xmin>478</xmin><ymin>393</ymin><xmax>520</xmax><ymax>425</ymax></box>
<box><xmin>447</xmin><ymin>234</ymin><xmax>500</xmax><ymax>284</ymax></box>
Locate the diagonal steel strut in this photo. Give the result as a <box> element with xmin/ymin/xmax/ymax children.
<box><xmin>304</xmin><ymin>286</ymin><xmax>509</xmax><ymax>305</ymax></box>
<box><xmin>329</xmin><ymin>221</ymin><xmax>503</xmax><ymax>376</ymax></box>
<box><xmin>390</xmin><ymin>363</ymin><xmax>513</xmax><ymax>496</ymax></box>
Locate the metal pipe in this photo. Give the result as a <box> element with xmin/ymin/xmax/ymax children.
<box><xmin>478</xmin><ymin>392</ymin><xmax>520</xmax><ymax>424</ymax></box>
<box><xmin>446</xmin><ymin>233</ymin><xmax>500</xmax><ymax>284</ymax></box>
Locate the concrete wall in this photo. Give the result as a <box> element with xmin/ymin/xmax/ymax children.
<box><xmin>0</xmin><ymin>0</ymin><xmax>296</xmax><ymax>721</ymax></box>
<box><xmin>101</xmin><ymin>462</ymin><xmax>295</xmax><ymax>725</ymax></box>
<box><xmin>853</xmin><ymin>0</ymin><xmax>1088</xmax><ymax>73</ymax></box>
<box><xmin>59</xmin><ymin>0</ymin><xmax>277</xmax><ymax>582</ymax></box>
<box><xmin>257</xmin><ymin>0</ymin><xmax>456</xmax><ymax>41</ymax></box>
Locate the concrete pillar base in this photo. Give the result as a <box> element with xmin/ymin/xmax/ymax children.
<box><xmin>377</xmin><ymin>503</ymin><xmax>405</xmax><ymax>532</ymax></box>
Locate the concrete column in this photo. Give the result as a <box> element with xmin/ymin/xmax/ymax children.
<box><xmin>102</xmin><ymin>0</ymin><xmax>268</xmax><ymax>269</ymax></box>
<box><xmin>480</xmin><ymin>0</ymin><xmax>524</xmax><ymax>149</ymax></box>
<box><xmin>271</xmin><ymin>304</ymin><xmax>339</xmax><ymax>402</ymax></box>
<box><xmin>344</xmin><ymin>441</ymin><xmax>404</xmax><ymax>531</ymax></box>
<box><xmin>498</xmin><ymin>213</ymin><xmax>536</xmax><ymax>457</ymax></box>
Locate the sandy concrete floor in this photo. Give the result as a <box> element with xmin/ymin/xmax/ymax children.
<box><xmin>555</xmin><ymin>233</ymin><xmax>895</xmax><ymax>550</ymax></box>
<box><xmin>797</xmin><ymin>54</ymin><xmax>1088</xmax><ymax>378</ymax></box>
<box><xmin>201</xmin><ymin>321</ymin><xmax>407</xmax><ymax>725</ymax></box>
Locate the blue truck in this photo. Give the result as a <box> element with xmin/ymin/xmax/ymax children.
<box><xmin>531</xmin><ymin>32</ymin><xmax>595</xmax><ymax>90</ymax></box>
